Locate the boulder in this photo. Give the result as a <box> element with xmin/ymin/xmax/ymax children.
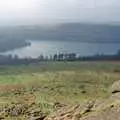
<box><xmin>45</xmin><ymin>101</ymin><xmax>95</xmax><ymax>120</ymax></box>
<box><xmin>111</xmin><ymin>80</ymin><xmax>120</xmax><ymax>94</ymax></box>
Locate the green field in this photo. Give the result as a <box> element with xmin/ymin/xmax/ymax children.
<box><xmin>0</xmin><ymin>61</ymin><xmax>120</xmax><ymax>118</ymax></box>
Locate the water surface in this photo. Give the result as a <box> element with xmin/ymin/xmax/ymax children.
<box><xmin>2</xmin><ymin>40</ymin><xmax>120</xmax><ymax>58</ymax></box>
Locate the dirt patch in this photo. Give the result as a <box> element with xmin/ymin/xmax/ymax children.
<box><xmin>0</xmin><ymin>84</ymin><xmax>25</xmax><ymax>93</ymax></box>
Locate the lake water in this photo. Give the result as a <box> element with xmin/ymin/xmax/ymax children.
<box><xmin>1</xmin><ymin>40</ymin><xmax>120</xmax><ymax>58</ymax></box>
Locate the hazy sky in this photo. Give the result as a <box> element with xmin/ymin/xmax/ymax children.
<box><xmin>0</xmin><ymin>0</ymin><xmax>119</xmax><ymax>25</ymax></box>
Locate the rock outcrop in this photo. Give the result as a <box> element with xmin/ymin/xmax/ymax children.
<box><xmin>1</xmin><ymin>80</ymin><xmax>120</xmax><ymax>120</ymax></box>
<box><xmin>111</xmin><ymin>80</ymin><xmax>120</xmax><ymax>94</ymax></box>
<box><xmin>45</xmin><ymin>80</ymin><xmax>120</xmax><ymax>120</ymax></box>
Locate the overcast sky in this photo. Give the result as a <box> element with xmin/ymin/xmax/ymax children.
<box><xmin>0</xmin><ymin>0</ymin><xmax>119</xmax><ymax>25</ymax></box>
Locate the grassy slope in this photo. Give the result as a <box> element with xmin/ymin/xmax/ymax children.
<box><xmin>0</xmin><ymin>61</ymin><xmax>120</xmax><ymax>114</ymax></box>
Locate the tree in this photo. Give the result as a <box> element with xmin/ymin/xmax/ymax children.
<box><xmin>117</xmin><ymin>50</ymin><xmax>120</xmax><ymax>55</ymax></box>
<box><xmin>58</xmin><ymin>53</ymin><xmax>64</xmax><ymax>61</ymax></box>
<box><xmin>53</xmin><ymin>54</ymin><xmax>58</xmax><ymax>61</ymax></box>
<box><xmin>38</xmin><ymin>54</ymin><xmax>44</xmax><ymax>61</ymax></box>
<box><xmin>14</xmin><ymin>54</ymin><xmax>19</xmax><ymax>60</ymax></box>
<box><xmin>8</xmin><ymin>54</ymin><xmax>12</xmax><ymax>60</ymax></box>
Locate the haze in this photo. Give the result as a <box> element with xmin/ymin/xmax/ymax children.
<box><xmin>0</xmin><ymin>0</ymin><xmax>120</xmax><ymax>25</ymax></box>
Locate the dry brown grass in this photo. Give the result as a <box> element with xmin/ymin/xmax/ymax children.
<box><xmin>0</xmin><ymin>84</ymin><xmax>25</xmax><ymax>92</ymax></box>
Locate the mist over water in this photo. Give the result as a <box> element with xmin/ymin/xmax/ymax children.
<box><xmin>1</xmin><ymin>40</ymin><xmax>120</xmax><ymax>58</ymax></box>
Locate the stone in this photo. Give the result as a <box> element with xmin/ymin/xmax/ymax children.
<box><xmin>111</xmin><ymin>80</ymin><xmax>120</xmax><ymax>94</ymax></box>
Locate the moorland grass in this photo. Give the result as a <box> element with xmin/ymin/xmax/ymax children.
<box><xmin>0</xmin><ymin>61</ymin><xmax>120</xmax><ymax>113</ymax></box>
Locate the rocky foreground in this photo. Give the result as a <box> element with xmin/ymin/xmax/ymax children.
<box><xmin>1</xmin><ymin>80</ymin><xmax>120</xmax><ymax>120</ymax></box>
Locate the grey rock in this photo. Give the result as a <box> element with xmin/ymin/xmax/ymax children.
<box><xmin>111</xmin><ymin>80</ymin><xmax>120</xmax><ymax>94</ymax></box>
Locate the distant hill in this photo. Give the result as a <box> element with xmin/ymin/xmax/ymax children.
<box><xmin>0</xmin><ymin>23</ymin><xmax>120</xmax><ymax>52</ymax></box>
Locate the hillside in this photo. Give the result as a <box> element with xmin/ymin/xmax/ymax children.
<box><xmin>0</xmin><ymin>23</ymin><xmax>120</xmax><ymax>52</ymax></box>
<box><xmin>0</xmin><ymin>62</ymin><xmax>120</xmax><ymax>119</ymax></box>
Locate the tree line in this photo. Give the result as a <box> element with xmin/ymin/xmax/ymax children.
<box><xmin>0</xmin><ymin>50</ymin><xmax>120</xmax><ymax>65</ymax></box>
